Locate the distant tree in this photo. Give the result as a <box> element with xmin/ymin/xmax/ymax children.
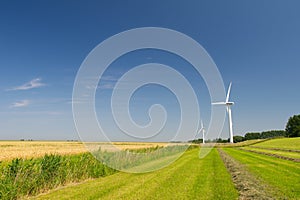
<box><xmin>244</xmin><ymin>132</ymin><xmax>261</xmax><ymax>140</ymax></box>
<box><xmin>260</xmin><ymin>130</ymin><xmax>286</xmax><ymax>139</ymax></box>
<box><xmin>260</xmin><ymin>131</ymin><xmax>273</xmax><ymax>139</ymax></box>
<box><xmin>189</xmin><ymin>138</ymin><xmax>203</xmax><ymax>144</ymax></box>
<box><xmin>233</xmin><ymin>135</ymin><xmax>245</xmax><ymax>143</ymax></box>
<box><xmin>286</xmin><ymin>114</ymin><xmax>300</xmax><ymax>137</ymax></box>
<box><xmin>214</xmin><ymin>138</ymin><xmax>228</xmax><ymax>143</ymax></box>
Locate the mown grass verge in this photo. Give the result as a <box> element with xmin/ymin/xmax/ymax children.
<box><xmin>33</xmin><ymin>148</ymin><xmax>238</xmax><ymax>200</ymax></box>
<box><xmin>0</xmin><ymin>153</ymin><xmax>116</xmax><ymax>200</ymax></box>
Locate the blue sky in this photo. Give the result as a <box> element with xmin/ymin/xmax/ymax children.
<box><xmin>1</xmin><ymin>0</ymin><xmax>300</xmax><ymax>141</ymax></box>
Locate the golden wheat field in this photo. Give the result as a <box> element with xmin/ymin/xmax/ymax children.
<box><xmin>0</xmin><ymin>141</ymin><xmax>169</xmax><ymax>161</ymax></box>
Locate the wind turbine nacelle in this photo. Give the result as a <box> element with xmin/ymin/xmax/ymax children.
<box><xmin>226</xmin><ymin>102</ymin><xmax>234</xmax><ymax>106</ymax></box>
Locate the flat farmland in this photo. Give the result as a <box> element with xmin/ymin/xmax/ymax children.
<box><xmin>1</xmin><ymin>138</ymin><xmax>299</xmax><ymax>199</ymax></box>
<box><xmin>0</xmin><ymin>141</ymin><xmax>169</xmax><ymax>161</ymax></box>
<box><xmin>0</xmin><ymin>141</ymin><xmax>87</xmax><ymax>161</ymax></box>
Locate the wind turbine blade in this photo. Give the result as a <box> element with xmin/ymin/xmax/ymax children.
<box><xmin>201</xmin><ymin>120</ymin><xmax>204</xmax><ymax>129</ymax></box>
<box><xmin>197</xmin><ymin>128</ymin><xmax>203</xmax><ymax>134</ymax></box>
<box><xmin>226</xmin><ymin>82</ymin><xmax>232</xmax><ymax>102</ymax></box>
<box><xmin>212</xmin><ymin>102</ymin><xmax>227</xmax><ymax>105</ymax></box>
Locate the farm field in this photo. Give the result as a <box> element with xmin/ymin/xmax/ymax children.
<box><xmin>0</xmin><ymin>141</ymin><xmax>168</xmax><ymax>161</ymax></box>
<box><xmin>1</xmin><ymin>138</ymin><xmax>299</xmax><ymax>199</ymax></box>
<box><xmin>0</xmin><ymin>141</ymin><xmax>87</xmax><ymax>161</ymax></box>
<box><xmin>32</xmin><ymin>148</ymin><xmax>238</xmax><ymax>200</ymax></box>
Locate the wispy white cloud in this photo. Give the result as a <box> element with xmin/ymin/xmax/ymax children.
<box><xmin>10</xmin><ymin>100</ymin><xmax>30</xmax><ymax>108</ymax></box>
<box><xmin>8</xmin><ymin>78</ymin><xmax>45</xmax><ymax>91</ymax></box>
<box><xmin>0</xmin><ymin>110</ymin><xmax>63</xmax><ymax>115</ymax></box>
<box><xmin>67</xmin><ymin>100</ymin><xmax>86</xmax><ymax>104</ymax></box>
<box><xmin>85</xmin><ymin>84</ymin><xmax>98</xmax><ymax>90</ymax></box>
<box><xmin>100</xmin><ymin>75</ymin><xmax>118</xmax><ymax>81</ymax></box>
<box><xmin>97</xmin><ymin>75</ymin><xmax>119</xmax><ymax>90</ymax></box>
<box><xmin>98</xmin><ymin>83</ymin><xmax>115</xmax><ymax>90</ymax></box>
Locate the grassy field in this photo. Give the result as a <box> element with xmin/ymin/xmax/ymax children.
<box><xmin>223</xmin><ymin>148</ymin><xmax>300</xmax><ymax>199</ymax></box>
<box><xmin>252</xmin><ymin>137</ymin><xmax>300</xmax><ymax>150</ymax></box>
<box><xmin>1</xmin><ymin>138</ymin><xmax>299</xmax><ymax>199</ymax></box>
<box><xmin>32</xmin><ymin>148</ymin><xmax>238</xmax><ymax>200</ymax></box>
<box><xmin>223</xmin><ymin>137</ymin><xmax>300</xmax><ymax>199</ymax></box>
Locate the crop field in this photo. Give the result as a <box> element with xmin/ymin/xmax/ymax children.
<box><xmin>0</xmin><ymin>141</ymin><xmax>87</xmax><ymax>161</ymax></box>
<box><xmin>0</xmin><ymin>141</ymin><xmax>168</xmax><ymax>161</ymax></box>
<box><xmin>0</xmin><ymin>138</ymin><xmax>299</xmax><ymax>199</ymax></box>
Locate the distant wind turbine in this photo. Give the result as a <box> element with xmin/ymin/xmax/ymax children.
<box><xmin>212</xmin><ymin>82</ymin><xmax>235</xmax><ymax>143</ymax></box>
<box><xmin>198</xmin><ymin>120</ymin><xmax>206</xmax><ymax>144</ymax></box>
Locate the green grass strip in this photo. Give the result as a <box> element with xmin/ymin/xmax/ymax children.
<box><xmin>33</xmin><ymin>148</ymin><xmax>238</xmax><ymax>200</ymax></box>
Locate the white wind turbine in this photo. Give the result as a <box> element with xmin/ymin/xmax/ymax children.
<box><xmin>197</xmin><ymin>120</ymin><xmax>205</xmax><ymax>144</ymax></box>
<box><xmin>212</xmin><ymin>82</ymin><xmax>235</xmax><ymax>143</ymax></box>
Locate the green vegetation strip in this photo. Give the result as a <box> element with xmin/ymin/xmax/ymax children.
<box><xmin>223</xmin><ymin>148</ymin><xmax>300</xmax><ymax>199</ymax></box>
<box><xmin>0</xmin><ymin>153</ymin><xmax>116</xmax><ymax>200</ymax></box>
<box><xmin>33</xmin><ymin>148</ymin><xmax>238</xmax><ymax>200</ymax></box>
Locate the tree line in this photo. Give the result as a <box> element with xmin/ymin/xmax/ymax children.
<box><xmin>234</xmin><ymin>114</ymin><xmax>300</xmax><ymax>143</ymax></box>
<box><xmin>190</xmin><ymin>114</ymin><xmax>300</xmax><ymax>143</ymax></box>
<box><xmin>233</xmin><ymin>130</ymin><xmax>286</xmax><ymax>143</ymax></box>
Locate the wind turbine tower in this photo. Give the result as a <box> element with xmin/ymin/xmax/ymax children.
<box><xmin>212</xmin><ymin>82</ymin><xmax>235</xmax><ymax>143</ymax></box>
<box><xmin>198</xmin><ymin>120</ymin><xmax>205</xmax><ymax>144</ymax></box>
